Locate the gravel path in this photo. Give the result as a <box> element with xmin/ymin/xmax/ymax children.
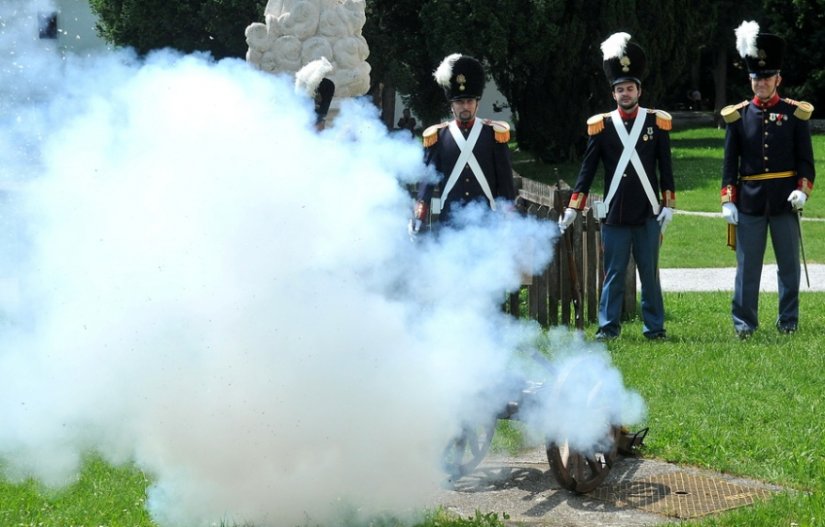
<box><xmin>658</xmin><ymin>264</ymin><xmax>825</xmax><ymax>292</ymax></box>
<box><xmin>661</xmin><ymin>210</ymin><xmax>824</xmax><ymax>292</ymax></box>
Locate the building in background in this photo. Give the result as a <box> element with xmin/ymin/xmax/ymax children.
<box><xmin>37</xmin><ymin>0</ymin><xmax>108</xmax><ymax>54</ymax></box>
<box><xmin>393</xmin><ymin>80</ymin><xmax>513</xmax><ymax>134</ymax></box>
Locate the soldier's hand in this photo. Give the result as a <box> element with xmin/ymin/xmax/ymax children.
<box><xmin>788</xmin><ymin>190</ymin><xmax>807</xmax><ymax>211</ymax></box>
<box><xmin>721</xmin><ymin>202</ymin><xmax>738</xmax><ymax>225</ymax></box>
<box><xmin>656</xmin><ymin>207</ymin><xmax>673</xmax><ymax>234</ymax></box>
<box><xmin>558</xmin><ymin>208</ymin><xmax>577</xmax><ymax>234</ymax></box>
<box><xmin>408</xmin><ymin>218</ymin><xmax>422</xmax><ymax>238</ymax></box>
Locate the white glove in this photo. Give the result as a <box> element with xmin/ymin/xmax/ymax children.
<box><xmin>722</xmin><ymin>202</ymin><xmax>738</xmax><ymax>225</ymax></box>
<box><xmin>656</xmin><ymin>206</ymin><xmax>673</xmax><ymax>234</ymax></box>
<box><xmin>788</xmin><ymin>190</ymin><xmax>807</xmax><ymax>211</ymax></box>
<box><xmin>407</xmin><ymin>218</ymin><xmax>422</xmax><ymax>238</ymax></box>
<box><xmin>558</xmin><ymin>208</ymin><xmax>577</xmax><ymax>234</ymax></box>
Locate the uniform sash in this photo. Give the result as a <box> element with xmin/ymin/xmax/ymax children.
<box><xmin>604</xmin><ymin>108</ymin><xmax>661</xmax><ymax>215</ymax></box>
<box><xmin>439</xmin><ymin>119</ymin><xmax>496</xmax><ymax>211</ymax></box>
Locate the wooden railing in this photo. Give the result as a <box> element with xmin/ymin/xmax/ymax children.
<box><xmin>509</xmin><ymin>175</ymin><xmax>637</xmax><ymax>329</ymax></box>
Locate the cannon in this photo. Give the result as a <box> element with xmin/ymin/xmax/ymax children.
<box><xmin>442</xmin><ymin>365</ymin><xmax>647</xmax><ymax>493</ymax></box>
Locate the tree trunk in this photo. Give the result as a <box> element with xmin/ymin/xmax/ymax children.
<box><xmin>381</xmin><ymin>79</ymin><xmax>396</xmax><ymax>130</ymax></box>
<box><xmin>712</xmin><ymin>47</ymin><xmax>728</xmax><ymax>127</ymax></box>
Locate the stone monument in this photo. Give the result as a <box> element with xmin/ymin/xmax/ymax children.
<box><xmin>245</xmin><ymin>0</ymin><xmax>370</xmax><ymax>121</ymax></box>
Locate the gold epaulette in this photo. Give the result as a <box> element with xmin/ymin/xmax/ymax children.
<box><xmin>484</xmin><ymin>119</ymin><xmax>511</xmax><ymax>143</ymax></box>
<box><xmin>721</xmin><ymin>100</ymin><xmax>748</xmax><ymax>124</ymax></box>
<box><xmin>422</xmin><ymin>122</ymin><xmax>448</xmax><ymax>148</ymax></box>
<box><xmin>586</xmin><ymin>113</ymin><xmax>609</xmax><ymax>136</ymax></box>
<box><xmin>650</xmin><ymin>109</ymin><xmax>672</xmax><ymax>131</ymax></box>
<box><xmin>785</xmin><ymin>98</ymin><xmax>815</xmax><ymax>121</ymax></box>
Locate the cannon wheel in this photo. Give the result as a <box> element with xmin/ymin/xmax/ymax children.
<box><xmin>442</xmin><ymin>419</ymin><xmax>497</xmax><ymax>478</ymax></box>
<box><xmin>546</xmin><ymin>427</ymin><xmax>620</xmax><ymax>493</ymax></box>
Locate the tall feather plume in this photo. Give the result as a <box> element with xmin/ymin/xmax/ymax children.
<box><xmin>601</xmin><ymin>32</ymin><xmax>631</xmax><ymax>60</ymax></box>
<box><xmin>433</xmin><ymin>53</ymin><xmax>462</xmax><ymax>88</ymax></box>
<box><xmin>295</xmin><ymin>57</ymin><xmax>334</xmax><ymax>97</ymax></box>
<box><xmin>735</xmin><ymin>20</ymin><xmax>760</xmax><ymax>58</ymax></box>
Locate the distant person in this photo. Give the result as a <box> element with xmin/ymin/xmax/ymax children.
<box><xmin>720</xmin><ymin>21</ymin><xmax>815</xmax><ymax>339</ymax></box>
<box><xmin>397</xmin><ymin>108</ymin><xmax>416</xmax><ymax>134</ymax></box>
<box><xmin>689</xmin><ymin>89</ymin><xmax>702</xmax><ymax>111</ymax></box>
<box><xmin>409</xmin><ymin>54</ymin><xmax>515</xmax><ymax>235</ymax></box>
<box><xmin>558</xmin><ymin>32</ymin><xmax>676</xmax><ymax>341</ymax></box>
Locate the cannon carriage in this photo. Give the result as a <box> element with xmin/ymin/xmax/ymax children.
<box><xmin>442</xmin><ymin>362</ymin><xmax>647</xmax><ymax>494</ymax></box>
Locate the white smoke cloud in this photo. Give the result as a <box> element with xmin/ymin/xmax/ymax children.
<box><xmin>0</xmin><ymin>7</ymin><xmax>644</xmax><ymax>527</ymax></box>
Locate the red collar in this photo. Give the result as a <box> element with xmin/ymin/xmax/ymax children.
<box><xmin>617</xmin><ymin>107</ymin><xmax>639</xmax><ymax>120</ymax></box>
<box><xmin>753</xmin><ymin>93</ymin><xmax>781</xmax><ymax>109</ymax></box>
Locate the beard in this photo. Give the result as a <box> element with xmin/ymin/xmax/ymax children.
<box><xmin>617</xmin><ymin>97</ymin><xmax>639</xmax><ymax>111</ymax></box>
<box><xmin>457</xmin><ymin>109</ymin><xmax>474</xmax><ymax>122</ymax></box>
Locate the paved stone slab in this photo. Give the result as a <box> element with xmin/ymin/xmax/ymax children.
<box><xmin>427</xmin><ymin>447</ymin><xmax>781</xmax><ymax>526</ymax></box>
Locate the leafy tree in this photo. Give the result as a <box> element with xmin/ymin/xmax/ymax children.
<box><xmin>417</xmin><ymin>0</ymin><xmax>703</xmax><ymax>162</ymax></box>
<box><xmin>89</xmin><ymin>0</ymin><xmax>266</xmax><ymax>59</ymax></box>
<box><xmin>763</xmin><ymin>0</ymin><xmax>825</xmax><ymax>117</ymax></box>
<box><xmin>363</xmin><ymin>0</ymin><xmax>446</xmax><ymax>127</ymax></box>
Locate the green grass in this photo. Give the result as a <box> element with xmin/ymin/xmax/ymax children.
<box><xmin>605</xmin><ymin>291</ymin><xmax>825</xmax><ymax>526</ymax></box>
<box><xmin>661</xmin><ymin>213</ymin><xmax>825</xmax><ymax>267</ymax></box>
<box><xmin>0</xmin><ymin>455</ymin><xmax>153</xmax><ymax>527</ymax></box>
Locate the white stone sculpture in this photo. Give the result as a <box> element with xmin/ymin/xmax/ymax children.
<box><xmin>245</xmin><ymin>0</ymin><xmax>370</xmax><ymax>102</ymax></box>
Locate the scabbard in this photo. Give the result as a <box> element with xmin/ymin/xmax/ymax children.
<box><xmin>726</xmin><ymin>224</ymin><xmax>736</xmax><ymax>250</ymax></box>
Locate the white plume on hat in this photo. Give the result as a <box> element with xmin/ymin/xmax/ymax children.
<box><xmin>601</xmin><ymin>32</ymin><xmax>631</xmax><ymax>60</ymax></box>
<box><xmin>735</xmin><ymin>20</ymin><xmax>760</xmax><ymax>58</ymax></box>
<box><xmin>295</xmin><ymin>57</ymin><xmax>333</xmax><ymax>97</ymax></box>
<box><xmin>433</xmin><ymin>53</ymin><xmax>462</xmax><ymax>88</ymax></box>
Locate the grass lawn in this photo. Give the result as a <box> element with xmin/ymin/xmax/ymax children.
<box><xmin>3</xmin><ymin>127</ymin><xmax>824</xmax><ymax>527</ymax></box>
<box><xmin>607</xmin><ymin>291</ymin><xmax>825</xmax><ymax>527</ymax></box>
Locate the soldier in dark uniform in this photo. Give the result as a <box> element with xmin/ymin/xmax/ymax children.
<box><xmin>720</xmin><ymin>21</ymin><xmax>815</xmax><ymax>339</ymax></box>
<box><xmin>408</xmin><ymin>54</ymin><xmax>515</xmax><ymax>234</ymax></box>
<box><xmin>557</xmin><ymin>33</ymin><xmax>676</xmax><ymax>341</ymax></box>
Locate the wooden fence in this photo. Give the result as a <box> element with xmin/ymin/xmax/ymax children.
<box><xmin>508</xmin><ymin>175</ymin><xmax>637</xmax><ymax>329</ymax></box>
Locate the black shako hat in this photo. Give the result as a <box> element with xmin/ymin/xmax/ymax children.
<box><xmin>601</xmin><ymin>32</ymin><xmax>646</xmax><ymax>86</ymax></box>
<box><xmin>433</xmin><ymin>54</ymin><xmax>485</xmax><ymax>101</ymax></box>
<box><xmin>735</xmin><ymin>21</ymin><xmax>785</xmax><ymax>78</ymax></box>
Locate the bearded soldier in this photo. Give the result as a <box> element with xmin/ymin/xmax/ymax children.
<box><xmin>720</xmin><ymin>21</ymin><xmax>816</xmax><ymax>338</ymax></box>
<box><xmin>558</xmin><ymin>33</ymin><xmax>676</xmax><ymax>341</ymax></box>
<box><xmin>409</xmin><ymin>54</ymin><xmax>515</xmax><ymax>234</ymax></box>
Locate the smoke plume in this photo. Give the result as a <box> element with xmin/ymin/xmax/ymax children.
<box><xmin>0</xmin><ymin>6</ymin><xmax>644</xmax><ymax>526</ymax></box>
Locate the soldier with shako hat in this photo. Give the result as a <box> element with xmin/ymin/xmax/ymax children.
<box><xmin>408</xmin><ymin>54</ymin><xmax>515</xmax><ymax>234</ymax></box>
<box><xmin>557</xmin><ymin>33</ymin><xmax>676</xmax><ymax>341</ymax></box>
<box><xmin>295</xmin><ymin>57</ymin><xmax>336</xmax><ymax>131</ymax></box>
<box><xmin>720</xmin><ymin>21</ymin><xmax>816</xmax><ymax>339</ymax></box>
